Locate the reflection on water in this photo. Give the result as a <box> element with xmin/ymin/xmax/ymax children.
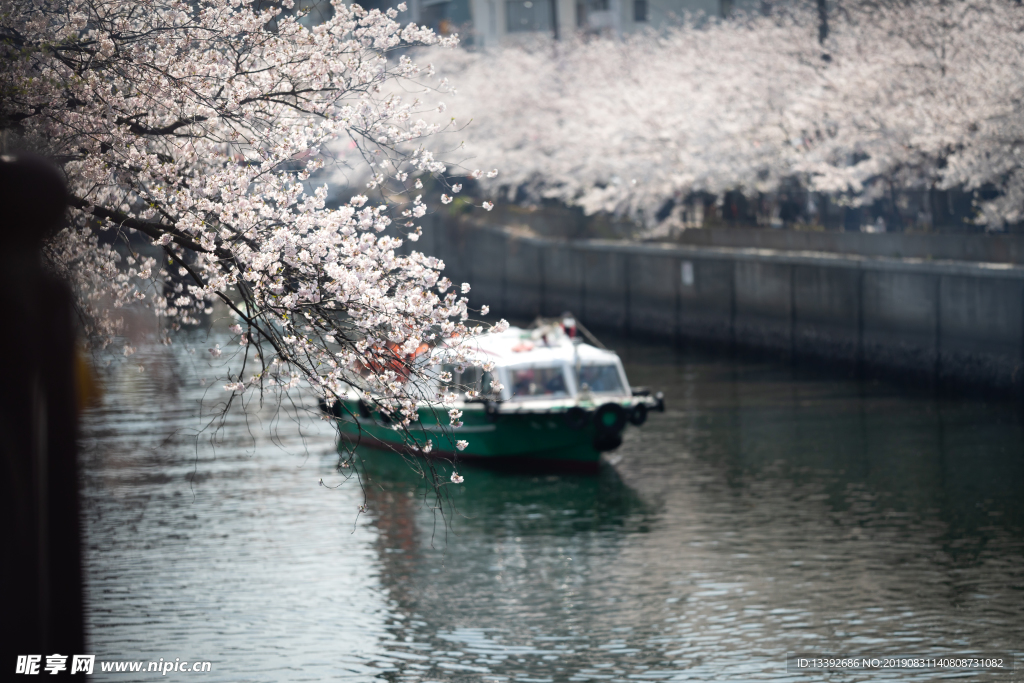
<box><xmin>81</xmin><ymin>338</ymin><xmax>1024</xmax><ymax>681</ymax></box>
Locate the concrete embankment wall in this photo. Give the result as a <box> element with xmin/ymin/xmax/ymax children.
<box><xmin>672</xmin><ymin>227</ymin><xmax>1024</xmax><ymax>265</ymax></box>
<box><xmin>415</xmin><ymin>220</ymin><xmax>1024</xmax><ymax>393</ymax></box>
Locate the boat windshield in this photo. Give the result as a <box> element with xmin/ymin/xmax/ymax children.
<box><xmin>509</xmin><ymin>366</ymin><xmax>568</xmax><ymax>400</ymax></box>
<box><xmin>575</xmin><ymin>364</ymin><xmax>625</xmax><ymax>394</ymax></box>
<box><xmin>439</xmin><ymin>364</ymin><xmax>493</xmax><ymax>396</ymax></box>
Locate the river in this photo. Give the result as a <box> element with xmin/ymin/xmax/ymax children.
<box><xmin>80</xmin><ymin>335</ymin><xmax>1024</xmax><ymax>681</ymax></box>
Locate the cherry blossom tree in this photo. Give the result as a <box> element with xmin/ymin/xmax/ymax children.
<box><xmin>425</xmin><ymin>0</ymin><xmax>1024</xmax><ymax>231</ymax></box>
<box><xmin>1</xmin><ymin>0</ymin><xmax>506</xmax><ymax>458</ymax></box>
<box><xmin>797</xmin><ymin>0</ymin><xmax>1024</xmax><ymax>228</ymax></box>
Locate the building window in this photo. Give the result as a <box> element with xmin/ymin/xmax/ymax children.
<box><xmin>578</xmin><ymin>0</ymin><xmax>613</xmax><ymax>31</ymax></box>
<box><xmin>634</xmin><ymin>0</ymin><xmax>647</xmax><ymax>21</ymax></box>
<box><xmin>507</xmin><ymin>0</ymin><xmax>554</xmax><ymax>32</ymax></box>
<box><xmin>420</xmin><ymin>0</ymin><xmax>474</xmax><ymax>35</ymax></box>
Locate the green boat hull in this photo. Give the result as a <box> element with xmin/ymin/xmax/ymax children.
<box><xmin>333</xmin><ymin>400</ymin><xmax>620</xmax><ymax>469</ymax></box>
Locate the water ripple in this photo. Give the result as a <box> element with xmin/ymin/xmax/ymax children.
<box><xmin>81</xmin><ymin>341</ymin><xmax>1024</xmax><ymax>682</ymax></box>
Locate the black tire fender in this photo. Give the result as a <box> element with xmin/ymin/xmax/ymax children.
<box><xmin>564</xmin><ymin>406</ymin><xmax>590</xmax><ymax>430</ymax></box>
<box><xmin>629</xmin><ymin>402</ymin><xmax>648</xmax><ymax>426</ymax></box>
<box><xmin>594</xmin><ymin>402</ymin><xmax>627</xmax><ymax>436</ymax></box>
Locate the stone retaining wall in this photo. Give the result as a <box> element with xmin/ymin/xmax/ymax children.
<box><xmin>415</xmin><ymin>220</ymin><xmax>1024</xmax><ymax>392</ymax></box>
<box><xmin>673</xmin><ymin>226</ymin><xmax>1024</xmax><ymax>264</ymax></box>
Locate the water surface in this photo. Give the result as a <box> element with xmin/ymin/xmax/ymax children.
<box><xmin>81</xmin><ymin>339</ymin><xmax>1024</xmax><ymax>681</ymax></box>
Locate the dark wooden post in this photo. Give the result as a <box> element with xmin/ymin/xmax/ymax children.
<box><xmin>817</xmin><ymin>0</ymin><xmax>829</xmax><ymax>44</ymax></box>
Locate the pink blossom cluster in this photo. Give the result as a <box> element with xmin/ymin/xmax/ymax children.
<box><xmin>425</xmin><ymin>0</ymin><xmax>1024</xmax><ymax>230</ymax></box>
<box><xmin>1</xmin><ymin>0</ymin><xmax>498</xmax><ymax>424</ymax></box>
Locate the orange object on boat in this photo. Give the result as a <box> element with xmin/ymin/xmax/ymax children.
<box><xmin>364</xmin><ymin>342</ymin><xmax>431</xmax><ymax>380</ymax></box>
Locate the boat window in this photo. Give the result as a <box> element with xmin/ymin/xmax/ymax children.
<box><xmin>460</xmin><ymin>366</ymin><xmax>482</xmax><ymax>388</ymax></box>
<box><xmin>510</xmin><ymin>366</ymin><xmax>568</xmax><ymax>399</ymax></box>
<box><xmin>440</xmin><ymin>364</ymin><xmax>492</xmax><ymax>396</ymax></box>
<box><xmin>575</xmin><ymin>364</ymin><xmax>624</xmax><ymax>393</ymax></box>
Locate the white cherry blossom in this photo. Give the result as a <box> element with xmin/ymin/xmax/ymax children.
<box><xmin>423</xmin><ymin>1</ymin><xmax>1024</xmax><ymax>230</ymax></box>
<box><xmin>1</xmin><ymin>0</ymin><xmax>500</xmax><ymax>454</ymax></box>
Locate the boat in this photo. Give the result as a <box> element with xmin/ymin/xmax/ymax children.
<box><xmin>323</xmin><ymin>316</ymin><xmax>665</xmax><ymax>471</ymax></box>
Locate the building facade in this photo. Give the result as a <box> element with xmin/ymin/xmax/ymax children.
<box><xmin>408</xmin><ymin>0</ymin><xmax>760</xmax><ymax>47</ymax></box>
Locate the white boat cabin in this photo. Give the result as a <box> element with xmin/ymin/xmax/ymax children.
<box><xmin>433</xmin><ymin>324</ymin><xmax>632</xmax><ymax>410</ymax></box>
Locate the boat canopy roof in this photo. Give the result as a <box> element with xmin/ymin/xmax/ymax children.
<box><xmin>434</xmin><ymin>326</ymin><xmax>622</xmax><ymax>369</ymax></box>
